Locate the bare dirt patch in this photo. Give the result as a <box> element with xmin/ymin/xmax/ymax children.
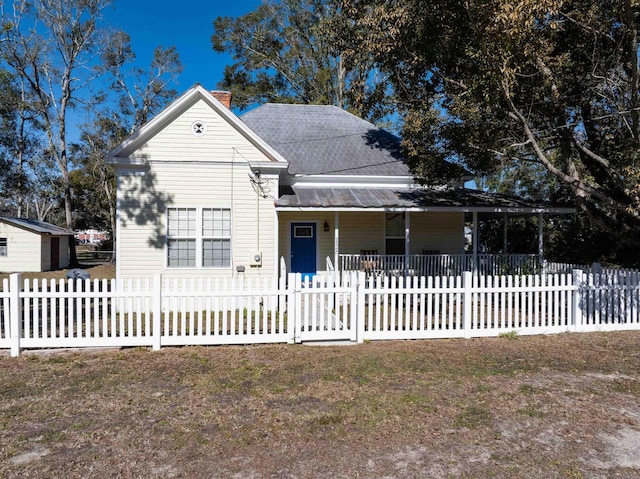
<box><xmin>2</xmin><ymin>332</ymin><xmax>640</xmax><ymax>477</ymax></box>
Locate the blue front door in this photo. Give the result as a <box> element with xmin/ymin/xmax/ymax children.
<box><xmin>291</xmin><ymin>223</ymin><xmax>316</xmax><ymax>280</ymax></box>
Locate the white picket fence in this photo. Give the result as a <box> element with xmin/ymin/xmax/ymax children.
<box><xmin>1</xmin><ymin>268</ymin><xmax>639</xmax><ymax>356</ymax></box>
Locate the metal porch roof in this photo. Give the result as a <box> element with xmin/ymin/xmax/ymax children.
<box><xmin>276</xmin><ymin>186</ymin><xmax>575</xmax><ymax>214</ymax></box>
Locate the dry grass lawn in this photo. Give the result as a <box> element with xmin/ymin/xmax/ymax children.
<box><xmin>2</xmin><ymin>331</ymin><xmax>640</xmax><ymax>478</ymax></box>
<box><xmin>0</xmin><ymin>263</ymin><xmax>116</xmax><ymax>283</ymax></box>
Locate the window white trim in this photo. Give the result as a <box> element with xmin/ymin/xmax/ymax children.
<box><xmin>167</xmin><ymin>208</ymin><xmax>197</xmax><ymax>268</ymax></box>
<box><xmin>166</xmin><ymin>207</ymin><xmax>232</xmax><ymax>269</ymax></box>
<box><xmin>202</xmin><ymin>208</ymin><xmax>231</xmax><ymax>268</ymax></box>
<box><xmin>293</xmin><ymin>225</ymin><xmax>313</xmax><ymax>238</ymax></box>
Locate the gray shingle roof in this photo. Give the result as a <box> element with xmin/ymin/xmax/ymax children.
<box><xmin>240</xmin><ymin>104</ymin><xmax>411</xmax><ymax>176</ymax></box>
<box><xmin>276</xmin><ymin>186</ymin><xmax>575</xmax><ymax>214</ymax></box>
<box><xmin>0</xmin><ymin>217</ymin><xmax>74</xmax><ymax>235</ymax></box>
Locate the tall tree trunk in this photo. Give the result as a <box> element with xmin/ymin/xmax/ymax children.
<box><xmin>59</xmin><ymin>116</ymin><xmax>78</xmax><ymax>267</ymax></box>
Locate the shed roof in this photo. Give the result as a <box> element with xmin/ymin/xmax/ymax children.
<box><xmin>0</xmin><ymin>217</ymin><xmax>74</xmax><ymax>235</ymax></box>
<box><xmin>241</xmin><ymin>104</ymin><xmax>412</xmax><ymax>176</ymax></box>
<box><xmin>276</xmin><ymin>186</ymin><xmax>575</xmax><ymax>214</ymax></box>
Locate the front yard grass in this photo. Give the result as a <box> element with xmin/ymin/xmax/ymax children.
<box><xmin>2</xmin><ymin>332</ymin><xmax>640</xmax><ymax>477</ymax></box>
<box><xmin>0</xmin><ymin>263</ymin><xmax>115</xmax><ymax>283</ymax></box>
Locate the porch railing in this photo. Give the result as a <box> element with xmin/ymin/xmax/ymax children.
<box><xmin>339</xmin><ymin>254</ymin><xmax>542</xmax><ymax>277</ymax></box>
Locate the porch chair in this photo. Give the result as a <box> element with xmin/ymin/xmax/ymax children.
<box><xmin>360</xmin><ymin>249</ymin><xmax>379</xmax><ymax>274</ymax></box>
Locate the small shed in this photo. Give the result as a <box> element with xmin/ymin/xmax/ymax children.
<box><xmin>0</xmin><ymin>217</ymin><xmax>74</xmax><ymax>272</ymax></box>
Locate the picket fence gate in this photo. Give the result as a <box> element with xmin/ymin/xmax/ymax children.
<box><xmin>1</xmin><ymin>269</ymin><xmax>639</xmax><ymax>356</ymax></box>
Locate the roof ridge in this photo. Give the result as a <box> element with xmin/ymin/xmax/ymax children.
<box><xmin>262</xmin><ymin>103</ymin><xmax>337</xmax><ymax>107</ymax></box>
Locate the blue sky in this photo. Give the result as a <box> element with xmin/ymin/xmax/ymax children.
<box><xmin>103</xmin><ymin>0</ymin><xmax>263</xmax><ymax>92</ymax></box>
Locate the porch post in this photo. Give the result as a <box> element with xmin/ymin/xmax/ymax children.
<box><xmin>274</xmin><ymin>209</ymin><xmax>280</xmax><ymax>277</ymax></box>
<box><xmin>334</xmin><ymin>211</ymin><xmax>340</xmax><ymax>272</ymax></box>
<box><xmin>405</xmin><ymin>212</ymin><xmax>410</xmax><ymax>276</ymax></box>
<box><xmin>472</xmin><ymin>211</ymin><xmax>479</xmax><ymax>275</ymax></box>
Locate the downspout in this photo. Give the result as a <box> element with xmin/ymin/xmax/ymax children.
<box><xmin>256</xmin><ymin>183</ymin><xmax>260</xmax><ymax>269</ymax></box>
<box><xmin>334</xmin><ymin>211</ymin><xmax>339</xmax><ymax>273</ymax></box>
<box><xmin>231</xmin><ymin>147</ymin><xmax>235</xmax><ymax>277</ymax></box>
<box><xmin>274</xmin><ymin>205</ymin><xmax>279</xmax><ymax>278</ymax></box>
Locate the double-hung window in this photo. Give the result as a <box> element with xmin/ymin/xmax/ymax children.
<box><xmin>167</xmin><ymin>207</ymin><xmax>231</xmax><ymax>268</ymax></box>
<box><xmin>0</xmin><ymin>238</ymin><xmax>7</xmax><ymax>257</ymax></box>
<box><xmin>167</xmin><ymin>208</ymin><xmax>196</xmax><ymax>267</ymax></box>
<box><xmin>202</xmin><ymin>208</ymin><xmax>231</xmax><ymax>268</ymax></box>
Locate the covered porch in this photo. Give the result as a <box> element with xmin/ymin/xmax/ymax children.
<box><xmin>276</xmin><ymin>186</ymin><xmax>575</xmax><ymax>278</ymax></box>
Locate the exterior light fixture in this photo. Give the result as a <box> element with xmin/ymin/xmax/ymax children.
<box><xmin>324</xmin><ymin>220</ymin><xmax>330</xmax><ymax>232</ymax></box>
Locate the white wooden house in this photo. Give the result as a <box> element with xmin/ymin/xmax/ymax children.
<box><xmin>0</xmin><ymin>217</ymin><xmax>73</xmax><ymax>272</ymax></box>
<box><xmin>106</xmin><ymin>85</ymin><xmax>574</xmax><ymax>280</ymax></box>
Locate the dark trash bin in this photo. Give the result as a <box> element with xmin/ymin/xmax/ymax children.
<box><xmin>66</xmin><ymin>268</ymin><xmax>90</xmax><ymax>280</ymax></box>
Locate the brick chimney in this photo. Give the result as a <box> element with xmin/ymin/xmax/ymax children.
<box><xmin>211</xmin><ymin>90</ymin><xmax>232</xmax><ymax>109</ymax></box>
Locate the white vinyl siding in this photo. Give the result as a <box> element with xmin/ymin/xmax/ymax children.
<box><xmin>330</xmin><ymin>212</ymin><xmax>385</xmax><ymax>255</ymax></box>
<box><xmin>116</xmin><ymin>97</ymin><xmax>280</xmax><ymax>279</ymax></box>
<box><xmin>118</xmin><ymin>165</ymin><xmax>277</xmax><ymax>279</ymax></box>
<box><xmin>131</xmin><ymin>99</ymin><xmax>268</xmax><ymax>164</ymax></box>
<box><xmin>409</xmin><ymin>212</ymin><xmax>465</xmax><ymax>254</ymax></box>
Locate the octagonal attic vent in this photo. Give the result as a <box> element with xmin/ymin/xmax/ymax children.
<box><xmin>191</xmin><ymin>120</ymin><xmax>207</xmax><ymax>136</ymax></box>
